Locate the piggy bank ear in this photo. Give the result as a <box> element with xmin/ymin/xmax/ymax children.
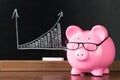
<box><xmin>66</xmin><ymin>25</ymin><xmax>83</xmax><ymax>40</ymax></box>
<box><xmin>91</xmin><ymin>25</ymin><xmax>108</xmax><ymax>40</ymax></box>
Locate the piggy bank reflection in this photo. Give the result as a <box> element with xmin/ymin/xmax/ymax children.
<box><xmin>66</xmin><ymin>25</ymin><xmax>115</xmax><ymax>76</ymax></box>
<box><xmin>71</xmin><ymin>75</ymin><xmax>109</xmax><ymax>80</ymax></box>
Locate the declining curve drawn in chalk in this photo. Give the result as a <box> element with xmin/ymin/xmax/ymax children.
<box><xmin>12</xmin><ymin>8</ymin><xmax>66</xmax><ymax>50</ymax></box>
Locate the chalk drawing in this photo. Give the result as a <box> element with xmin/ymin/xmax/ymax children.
<box><xmin>12</xmin><ymin>9</ymin><xmax>66</xmax><ymax>50</ymax></box>
<box><xmin>12</xmin><ymin>9</ymin><xmax>19</xmax><ymax>49</ymax></box>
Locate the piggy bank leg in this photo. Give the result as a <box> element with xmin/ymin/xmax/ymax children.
<box><xmin>71</xmin><ymin>68</ymin><xmax>82</xmax><ymax>76</ymax></box>
<box><xmin>103</xmin><ymin>68</ymin><xmax>109</xmax><ymax>74</ymax></box>
<box><xmin>91</xmin><ymin>69</ymin><xmax>103</xmax><ymax>76</ymax></box>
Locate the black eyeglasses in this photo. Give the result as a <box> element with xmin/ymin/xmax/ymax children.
<box><xmin>66</xmin><ymin>35</ymin><xmax>110</xmax><ymax>51</ymax></box>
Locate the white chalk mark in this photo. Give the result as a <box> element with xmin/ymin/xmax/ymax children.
<box><xmin>12</xmin><ymin>9</ymin><xmax>19</xmax><ymax>19</ymax></box>
<box><xmin>42</xmin><ymin>57</ymin><xmax>64</xmax><ymax>61</ymax></box>
<box><xmin>36</xmin><ymin>11</ymin><xmax>63</xmax><ymax>39</ymax></box>
<box><xmin>13</xmin><ymin>9</ymin><xmax>66</xmax><ymax>50</ymax></box>
<box><xmin>12</xmin><ymin>9</ymin><xmax>19</xmax><ymax>49</ymax></box>
<box><xmin>47</xmin><ymin>33</ymin><xmax>51</xmax><ymax>48</ymax></box>
<box><xmin>57</xmin><ymin>23</ymin><xmax>62</xmax><ymax>47</ymax></box>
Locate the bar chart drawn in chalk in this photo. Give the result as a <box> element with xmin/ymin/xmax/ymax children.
<box><xmin>12</xmin><ymin>9</ymin><xmax>66</xmax><ymax>50</ymax></box>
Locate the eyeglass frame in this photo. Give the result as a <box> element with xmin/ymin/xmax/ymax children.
<box><xmin>66</xmin><ymin>35</ymin><xmax>110</xmax><ymax>51</ymax></box>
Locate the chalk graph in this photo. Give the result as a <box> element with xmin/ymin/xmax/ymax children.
<box><xmin>12</xmin><ymin>9</ymin><xmax>66</xmax><ymax>50</ymax></box>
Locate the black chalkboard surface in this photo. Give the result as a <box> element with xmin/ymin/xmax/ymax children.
<box><xmin>0</xmin><ymin>0</ymin><xmax>120</xmax><ymax>60</ymax></box>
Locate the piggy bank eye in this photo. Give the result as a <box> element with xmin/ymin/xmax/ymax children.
<box><xmin>77</xmin><ymin>38</ymin><xmax>80</xmax><ymax>40</ymax></box>
<box><xmin>88</xmin><ymin>38</ymin><xmax>90</xmax><ymax>40</ymax></box>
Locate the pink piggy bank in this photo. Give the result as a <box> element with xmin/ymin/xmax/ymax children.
<box><xmin>66</xmin><ymin>25</ymin><xmax>115</xmax><ymax>76</ymax></box>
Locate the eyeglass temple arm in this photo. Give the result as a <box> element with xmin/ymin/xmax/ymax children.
<box><xmin>97</xmin><ymin>35</ymin><xmax>110</xmax><ymax>46</ymax></box>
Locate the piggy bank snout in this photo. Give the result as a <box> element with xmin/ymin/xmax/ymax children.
<box><xmin>75</xmin><ymin>49</ymin><xmax>89</xmax><ymax>61</ymax></box>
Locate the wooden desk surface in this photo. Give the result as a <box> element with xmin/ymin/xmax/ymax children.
<box><xmin>0</xmin><ymin>71</ymin><xmax>119</xmax><ymax>80</ymax></box>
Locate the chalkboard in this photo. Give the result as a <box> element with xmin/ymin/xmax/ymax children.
<box><xmin>0</xmin><ymin>0</ymin><xmax>120</xmax><ymax>60</ymax></box>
